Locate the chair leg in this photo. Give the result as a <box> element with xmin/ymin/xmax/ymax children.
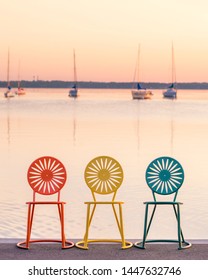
<box><xmin>83</xmin><ymin>204</ymin><xmax>96</xmax><ymax>248</ymax></box>
<box><xmin>145</xmin><ymin>204</ymin><xmax>156</xmax><ymax>238</ymax></box>
<box><xmin>111</xmin><ymin>203</ymin><xmax>132</xmax><ymax>249</ymax></box>
<box><xmin>76</xmin><ymin>203</ymin><xmax>132</xmax><ymax>249</ymax></box>
<box><xmin>118</xmin><ymin>204</ymin><xmax>125</xmax><ymax>248</ymax></box>
<box><xmin>76</xmin><ymin>204</ymin><xmax>97</xmax><ymax>249</ymax></box>
<box><xmin>141</xmin><ymin>204</ymin><xmax>149</xmax><ymax>248</ymax></box>
<box><xmin>176</xmin><ymin>204</ymin><xmax>182</xmax><ymax>249</ymax></box>
<box><xmin>135</xmin><ymin>204</ymin><xmax>157</xmax><ymax>249</ymax></box>
<box><xmin>58</xmin><ymin>203</ymin><xmax>66</xmax><ymax>248</ymax></box>
<box><xmin>17</xmin><ymin>203</ymin><xmax>74</xmax><ymax>249</ymax></box>
<box><xmin>57</xmin><ymin>203</ymin><xmax>74</xmax><ymax>249</ymax></box>
<box><xmin>134</xmin><ymin>203</ymin><xmax>191</xmax><ymax>250</ymax></box>
<box><xmin>25</xmin><ymin>204</ymin><xmax>35</xmax><ymax>248</ymax></box>
<box><xmin>173</xmin><ymin>204</ymin><xmax>189</xmax><ymax>249</ymax></box>
<box><xmin>143</xmin><ymin>204</ymin><xmax>158</xmax><ymax>248</ymax></box>
<box><xmin>112</xmin><ymin>204</ymin><xmax>122</xmax><ymax>235</ymax></box>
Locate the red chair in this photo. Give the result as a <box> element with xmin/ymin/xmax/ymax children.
<box><xmin>17</xmin><ymin>156</ymin><xmax>74</xmax><ymax>249</ymax></box>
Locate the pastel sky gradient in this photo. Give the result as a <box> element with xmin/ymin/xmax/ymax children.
<box><xmin>1</xmin><ymin>0</ymin><xmax>208</xmax><ymax>82</ymax></box>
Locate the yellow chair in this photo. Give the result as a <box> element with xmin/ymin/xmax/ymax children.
<box><xmin>76</xmin><ymin>156</ymin><xmax>132</xmax><ymax>249</ymax></box>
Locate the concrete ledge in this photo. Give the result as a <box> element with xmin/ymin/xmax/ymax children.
<box><xmin>0</xmin><ymin>239</ymin><xmax>208</xmax><ymax>260</ymax></box>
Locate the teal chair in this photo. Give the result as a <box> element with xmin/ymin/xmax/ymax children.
<box><xmin>135</xmin><ymin>156</ymin><xmax>191</xmax><ymax>250</ymax></box>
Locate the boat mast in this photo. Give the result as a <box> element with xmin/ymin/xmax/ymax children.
<box><xmin>17</xmin><ymin>60</ymin><xmax>21</xmax><ymax>88</ymax></box>
<box><xmin>137</xmin><ymin>44</ymin><xmax>140</xmax><ymax>83</ymax></box>
<box><xmin>73</xmin><ymin>49</ymin><xmax>77</xmax><ymax>87</ymax></box>
<box><xmin>132</xmin><ymin>44</ymin><xmax>141</xmax><ymax>89</ymax></box>
<box><xmin>172</xmin><ymin>42</ymin><xmax>176</xmax><ymax>85</ymax></box>
<box><xmin>172</xmin><ymin>43</ymin><xmax>176</xmax><ymax>87</ymax></box>
<box><xmin>7</xmin><ymin>48</ymin><xmax>10</xmax><ymax>87</ymax></box>
<box><xmin>172</xmin><ymin>43</ymin><xmax>174</xmax><ymax>85</ymax></box>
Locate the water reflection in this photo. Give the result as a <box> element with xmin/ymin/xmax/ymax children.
<box><xmin>169</xmin><ymin>99</ymin><xmax>176</xmax><ymax>156</ymax></box>
<box><xmin>1</xmin><ymin>89</ymin><xmax>208</xmax><ymax>239</ymax></box>
<box><xmin>72</xmin><ymin>99</ymin><xmax>77</xmax><ymax>146</ymax></box>
<box><xmin>135</xmin><ymin>102</ymin><xmax>141</xmax><ymax>153</ymax></box>
<box><xmin>6</xmin><ymin>99</ymin><xmax>11</xmax><ymax>146</ymax></box>
<box><xmin>169</xmin><ymin>102</ymin><xmax>174</xmax><ymax>155</ymax></box>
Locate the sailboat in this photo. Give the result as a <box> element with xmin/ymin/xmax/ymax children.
<box><xmin>131</xmin><ymin>45</ymin><xmax>152</xmax><ymax>100</ymax></box>
<box><xmin>4</xmin><ymin>49</ymin><xmax>15</xmax><ymax>98</ymax></box>
<box><xmin>163</xmin><ymin>44</ymin><xmax>177</xmax><ymax>98</ymax></box>
<box><xmin>68</xmin><ymin>49</ymin><xmax>78</xmax><ymax>97</ymax></box>
<box><xmin>16</xmin><ymin>85</ymin><xmax>26</xmax><ymax>95</ymax></box>
<box><xmin>15</xmin><ymin>61</ymin><xmax>26</xmax><ymax>95</ymax></box>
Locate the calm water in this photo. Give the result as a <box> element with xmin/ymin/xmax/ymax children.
<box><xmin>0</xmin><ymin>88</ymin><xmax>208</xmax><ymax>240</ymax></box>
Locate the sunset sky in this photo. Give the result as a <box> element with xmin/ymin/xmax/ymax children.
<box><xmin>0</xmin><ymin>0</ymin><xmax>208</xmax><ymax>82</ymax></box>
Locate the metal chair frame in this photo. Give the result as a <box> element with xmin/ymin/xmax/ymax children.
<box><xmin>76</xmin><ymin>156</ymin><xmax>132</xmax><ymax>249</ymax></box>
<box><xmin>134</xmin><ymin>156</ymin><xmax>191</xmax><ymax>250</ymax></box>
<box><xmin>17</xmin><ymin>156</ymin><xmax>74</xmax><ymax>249</ymax></box>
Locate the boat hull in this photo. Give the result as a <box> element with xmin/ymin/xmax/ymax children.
<box><xmin>15</xmin><ymin>88</ymin><xmax>26</xmax><ymax>95</ymax></box>
<box><xmin>132</xmin><ymin>90</ymin><xmax>152</xmax><ymax>100</ymax></box>
<box><xmin>69</xmin><ymin>89</ymin><xmax>78</xmax><ymax>97</ymax></box>
<box><xmin>163</xmin><ymin>88</ymin><xmax>177</xmax><ymax>98</ymax></box>
<box><xmin>4</xmin><ymin>90</ymin><xmax>15</xmax><ymax>98</ymax></box>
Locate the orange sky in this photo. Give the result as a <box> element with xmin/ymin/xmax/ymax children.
<box><xmin>0</xmin><ymin>0</ymin><xmax>208</xmax><ymax>82</ymax></box>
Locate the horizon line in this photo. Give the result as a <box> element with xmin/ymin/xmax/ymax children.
<box><xmin>1</xmin><ymin>80</ymin><xmax>208</xmax><ymax>84</ymax></box>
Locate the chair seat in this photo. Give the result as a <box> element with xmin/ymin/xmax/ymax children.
<box><xmin>84</xmin><ymin>201</ymin><xmax>124</xmax><ymax>205</ymax></box>
<box><xmin>144</xmin><ymin>201</ymin><xmax>183</xmax><ymax>205</ymax></box>
<box><xmin>26</xmin><ymin>201</ymin><xmax>66</xmax><ymax>205</ymax></box>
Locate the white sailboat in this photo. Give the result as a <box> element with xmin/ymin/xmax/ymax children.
<box><xmin>163</xmin><ymin>44</ymin><xmax>177</xmax><ymax>99</ymax></box>
<box><xmin>15</xmin><ymin>61</ymin><xmax>26</xmax><ymax>95</ymax></box>
<box><xmin>4</xmin><ymin>49</ymin><xmax>15</xmax><ymax>98</ymax></box>
<box><xmin>132</xmin><ymin>45</ymin><xmax>152</xmax><ymax>100</ymax></box>
<box><xmin>16</xmin><ymin>86</ymin><xmax>26</xmax><ymax>95</ymax></box>
<box><xmin>68</xmin><ymin>49</ymin><xmax>78</xmax><ymax>97</ymax></box>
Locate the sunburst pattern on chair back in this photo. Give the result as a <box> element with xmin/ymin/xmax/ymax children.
<box><xmin>27</xmin><ymin>156</ymin><xmax>67</xmax><ymax>195</ymax></box>
<box><xmin>84</xmin><ymin>156</ymin><xmax>123</xmax><ymax>195</ymax></box>
<box><xmin>145</xmin><ymin>156</ymin><xmax>184</xmax><ymax>195</ymax></box>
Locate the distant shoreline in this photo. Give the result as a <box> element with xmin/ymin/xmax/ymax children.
<box><xmin>1</xmin><ymin>80</ymin><xmax>208</xmax><ymax>89</ymax></box>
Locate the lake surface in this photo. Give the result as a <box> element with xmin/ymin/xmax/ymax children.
<box><xmin>0</xmin><ymin>88</ymin><xmax>208</xmax><ymax>240</ymax></box>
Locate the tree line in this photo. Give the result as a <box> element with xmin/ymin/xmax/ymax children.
<box><xmin>1</xmin><ymin>80</ymin><xmax>208</xmax><ymax>89</ymax></box>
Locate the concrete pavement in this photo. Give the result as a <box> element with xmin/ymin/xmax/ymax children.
<box><xmin>0</xmin><ymin>239</ymin><xmax>207</xmax><ymax>260</ymax></box>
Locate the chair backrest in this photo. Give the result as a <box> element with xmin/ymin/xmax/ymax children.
<box><xmin>84</xmin><ymin>156</ymin><xmax>124</xmax><ymax>201</ymax></box>
<box><xmin>27</xmin><ymin>156</ymin><xmax>67</xmax><ymax>201</ymax></box>
<box><xmin>145</xmin><ymin>156</ymin><xmax>184</xmax><ymax>202</ymax></box>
